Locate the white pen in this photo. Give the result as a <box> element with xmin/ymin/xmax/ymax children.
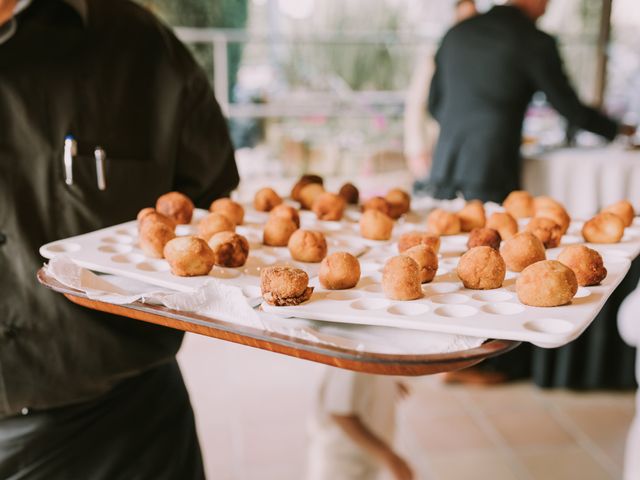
<box><xmin>94</xmin><ymin>146</ymin><xmax>107</xmax><ymax>191</ymax></box>
<box><xmin>63</xmin><ymin>135</ymin><xmax>77</xmax><ymax>186</ymax></box>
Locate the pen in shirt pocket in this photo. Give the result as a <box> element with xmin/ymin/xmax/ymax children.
<box><xmin>63</xmin><ymin>135</ymin><xmax>108</xmax><ymax>190</ymax></box>
<box><xmin>63</xmin><ymin>134</ymin><xmax>76</xmax><ymax>186</ymax></box>
<box><xmin>94</xmin><ymin>146</ymin><xmax>107</xmax><ymax>191</ymax></box>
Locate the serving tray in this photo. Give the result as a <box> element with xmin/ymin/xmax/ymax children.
<box><xmin>262</xmin><ymin>219</ymin><xmax>640</xmax><ymax>348</ymax></box>
<box><xmin>39</xmin><ymin>208</ymin><xmax>367</xmax><ymax>305</ymax></box>
<box><xmin>40</xmin><ymin>206</ymin><xmax>640</xmax><ymax>348</ymax></box>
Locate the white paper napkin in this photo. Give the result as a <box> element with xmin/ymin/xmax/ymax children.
<box><xmin>45</xmin><ymin>256</ymin><xmax>263</xmax><ymax>328</ymax></box>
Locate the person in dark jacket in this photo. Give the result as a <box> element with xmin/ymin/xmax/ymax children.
<box><xmin>0</xmin><ymin>0</ymin><xmax>239</xmax><ymax>478</ymax></box>
<box><xmin>424</xmin><ymin>0</ymin><xmax>635</xmax><ymax>203</ymax></box>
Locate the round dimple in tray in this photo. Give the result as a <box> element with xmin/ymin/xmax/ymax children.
<box><xmin>472</xmin><ymin>291</ymin><xmax>513</xmax><ymax>302</ymax></box>
<box><xmin>523</xmin><ymin>318</ymin><xmax>574</xmax><ymax>334</ymax></box>
<box><xmin>356</xmin><ymin>276</ymin><xmax>378</xmax><ymax>288</ymax></box>
<box><xmin>430</xmin><ymin>293</ymin><xmax>469</xmax><ymax>305</ymax></box>
<box><xmin>424</xmin><ymin>282</ymin><xmax>460</xmax><ymax>294</ymax></box>
<box><xmin>351</xmin><ymin>298</ymin><xmax>390</xmax><ymax>310</ymax></box>
<box><xmin>388</xmin><ymin>303</ymin><xmax>430</xmax><ymax>316</ymax></box>
<box><xmin>98</xmin><ymin>244</ymin><xmax>133</xmax><ymax>254</ymax></box>
<box><xmin>481</xmin><ymin>302</ymin><xmax>525</xmax><ymax>315</ymax></box>
<box><xmin>362</xmin><ymin>283</ymin><xmax>383</xmax><ymax>293</ymax></box>
<box><xmin>115</xmin><ymin>234</ymin><xmax>135</xmax><ymax>244</ymax></box>
<box><xmin>111</xmin><ymin>253</ymin><xmax>145</xmax><ymax>264</ymax></box>
<box><xmin>101</xmin><ymin>234</ymin><xmax>135</xmax><ymax>245</ymax></box>
<box><xmin>42</xmin><ymin>242</ymin><xmax>82</xmax><ymax>255</ymax></box>
<box><xmin>115</xmin><ymin>227</ymin><xmax>138</xmax><ymax>237</ymax></box>
<box><xmin>136</xmin><ymin>260</ymin><xmax>171</xmax><ymax>272</ymax></box>
<box><xmin>433</xmin><ymin>304</ymin><xmax>478</xmax><ymax>318</ymax></box>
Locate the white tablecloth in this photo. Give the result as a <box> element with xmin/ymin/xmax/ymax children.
<box><xmin>524</xmin><ymin>146</ymin><xmax>640</xmax><ymax>218</ymax></box>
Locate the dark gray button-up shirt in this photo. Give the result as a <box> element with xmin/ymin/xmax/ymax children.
<box><xmin>0</xmin><ymin>0</ymin><xmax>239</xmax><ymax>418</ymax></box>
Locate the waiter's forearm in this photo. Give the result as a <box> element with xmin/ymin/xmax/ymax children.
<box><xmin>580</xmin><ymin>107</ymin><xmax>619</xmax><ymax>141</ymax></box>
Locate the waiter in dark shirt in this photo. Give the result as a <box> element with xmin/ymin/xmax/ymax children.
<box><xmin>425</xmin><ymin>0</ymin><xmax>636</xmax><ymax>203</ymax></box>
<box><xmin>0</xmin><ymin>0</ymin><xmax>239</xmax><ymax>478</ymax></box>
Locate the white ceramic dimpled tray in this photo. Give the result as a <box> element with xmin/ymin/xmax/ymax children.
<box><xmin>39</xmin><ymin>208</ymin><xmax>367</xmax><ymax>306</ymax></box>
<box><xmin>262</xmin><ymin>220</ymin><xmax>640</xmax><ymax>348</ymax></box>
<box><xmin>40</xmin><ymin>206</ymin><xmax>640</xmax><ymax>347</ymax></box>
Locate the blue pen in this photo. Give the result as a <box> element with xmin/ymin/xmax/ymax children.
<box><xmin>63</xmin><ymin>135</ymin><xmax>76</xmax><ymax>186</ymax></box>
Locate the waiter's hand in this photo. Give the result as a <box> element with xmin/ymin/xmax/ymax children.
<box><xmin>619</xmin><ymin>124</ymin><xmax>637</xmax><ymax>137</ymax></box>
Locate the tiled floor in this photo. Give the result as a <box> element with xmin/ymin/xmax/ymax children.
<box><xmin>178</xmin><ymin>333</ymin><xmax>636</xmax><ymax>480</ymax></box>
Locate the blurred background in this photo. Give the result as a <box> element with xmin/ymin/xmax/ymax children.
<box><xmin>136</xmin><ymin>0</ymin><xmax>640</xmax><ymax>181</ymax></box>
<box><xmin>130</xmin><ymin>1</ymin><xmax>639</xmax><ymax>479</ymax></box>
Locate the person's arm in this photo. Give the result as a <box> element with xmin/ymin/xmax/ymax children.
<box><xmin>405</xmin><ymin>50</ymin><xmax>436</xmax><ymax>178</ymax></box>
<box><xmin>174</xmin><ymin>61</ymin><xmax>240</xmax><ymax>209</ymax></box>
<box><xmin>427</xmin><ymin>47</ymin><xmax>443</xmax><ymax>122</ymax></box>
<box><xmin>332</xmin><ymin>414</ymin><xmax>413</xmax><ymax>480</ymax></box>
<box><xmin>526</xmin><ymin>34</ymin><xmax>619</xmax><ymax>140</ymax></box>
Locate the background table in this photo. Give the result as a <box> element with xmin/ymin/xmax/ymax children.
<box><xmin>524</xmin><ymin>145</ymin><xmax>640</xmax><ymax>218</ymax></box>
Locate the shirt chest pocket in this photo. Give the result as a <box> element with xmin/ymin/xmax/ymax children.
<box><xmin>57</xmin><ymin>148</ymin><xmax>172</xmax><ymax>230</ymax></box>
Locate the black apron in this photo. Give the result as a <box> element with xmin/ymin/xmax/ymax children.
<box><xmin>0</xmin><ymin>361</ymin><xmax>205</xmax><ymax>480</ymax></box>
